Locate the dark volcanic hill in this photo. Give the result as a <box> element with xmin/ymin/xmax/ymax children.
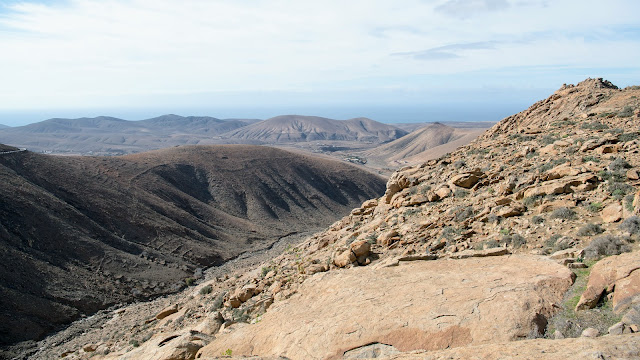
<box><xmin>222</xmin><ymin>115</ymin><xmax>408</xmax><ymax>143</ymax></box>
<box><xmin>0</xmin><ymin>115</ymin><xmax>258</xmax><ymax>155</ymax></box>
<box><xmin>0</xmin><ymin>145</ymin><xmax>385</xmax><ymax>345</ymax></box>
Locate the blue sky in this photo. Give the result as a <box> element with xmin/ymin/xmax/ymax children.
<box><xmin>1</xmin><ymin>0</ymin><xmax>639</xmax><ymax>126</ymax></box>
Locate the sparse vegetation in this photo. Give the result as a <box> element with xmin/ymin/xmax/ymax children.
<box><xmin>618</xmin><ymin>105</ymin><xmax>634</xmax><ymax>117</ymax></box>
<box><xmin>587</xmin><ymin>202</ymin><xmax>602</xmax><ymax>213</ymax></box>
<box><xmin>185</xmin><ymin>277</ymin><xmax>196</xmax><ymax>286</ymax></box>
<box><xmin>608</xmin><ymin>157</ymin><xmax>631</xmax><ymax>172</ymax></box>
<box><xmin>583</xmin><ymin>235</ymin><xmax>631</xmax><ymax>260</ymax></box>
<box><xmin>550</xmin><ymin>207</ymin><xmax>576</xmax><ymax>220</ymax></box>
<box><xmin>532</xmin><ymin>215</ymin><xmax>544</xmax><ymax>224</ymax></box>
<box><xmin>502</xmin><ymin>234</ymin><xmax>526</xmax><ymax>248</ymax></box>
<box><xmin>624</xmin><ymin>194</ymin><xmax>636</xmax><ymax>212</ymax></box>
<box><xmin>619</xmin><ymin>216</ymin><xmax>640</xmax><ymax>235</ymax></box>
<box><xmin>581</xmin><ymin>121</ymin><xmax>609</xmax><ymax>130</ymax></box>
<box><xmin>453</xmin><ymin>188</ymin><xmax>469</xmax><ymax>198</ymax></box>
<box><xmin>576</xmin><ymin>223</ymin><xmax>604</xmax><ymax>237</ymax></box>
<box><xmin>199</xmin><ymin>285</ymin><xmax>213</xmax><ymax>295</ymax></box>
<box><xmin>455</xmin><ymin>206</ymin><xmax>475</xmax><ymax>222</ymax></box>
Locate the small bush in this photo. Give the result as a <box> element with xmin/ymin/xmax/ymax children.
<box><xmin>581</xmin><ymin>121</ymin><xmax>609</xmax><ymax>130</ymax></box>
<box><xmin>210</xmin><ymin>291</ymin><xmax>226</xmax><ymax>310</ymax></box>
<box><xmin>456</xmin><ymin>206</ymin><xmax>475</xmax><ymax>222</ymax></box>
<box><xmin>453</xmin><ymin>160</ymin><xmax>466</xmax><ymax>169</ymax></box>
<box><xmin>532</xmin><ymin>215</ymin><xmax>544</xmax><ymax>224</ymax></box>
<box><xmin>232</xmin><ymin>308</ymin><xmax>249</xmax><ymax>323</ymax></box>
<box><xmin>587</xmin><ymin>202</ymin><xmax>602</xmax><ymax>212</ymax></box>
<box><xmin>582</xmin><ymin>155</ymin><xmax>600</xmax><ymax>163</ymax></box>
<box><xmin>199</xmin><ymin>285</ymin><xmax>213</xmax><ymax>295</ymax></box>
<box><xmin>618</xmin><ymin>106</ymin><xmax>634</xmax><ymax>117</ymax></box>
<box><xmin>129</xmin><ymin>339</ymin><xmax>140</xmax><ymax>348</ymax></box>
<box><xmin>454</xmin><ymin>188</ymin><xmax>469</xmax><ymax>198</ymax></box>
<box><xmin>619</xmin><ymin>216</ymin><xmax>640</xmax><ymax>235</ymax></box>
<box><xmin>540</xmin><ymin>135</ymin><xmax>558</xmax><ymax>145</ymax></box>
<box><xmin>487</xmin><ymin>214</ymin><xmax>501</xmax><ymax>224</ymax></box>
<box><xmin>577</xmin><ymin>223</ymin><xmax>605</xmax><ymax>237</ymax></box>
<box><xmin>609</xmin><ymin>157</ymin><xmax>631</xmax><ymax>172</ymax></box>
<box><xmin>523</xmin><ymin>195</ymin><xmax>543</xmax><ymax>208</ymax></box>
<box><xmin>544</xmin><ymin>234</ymin><xmax>563</xmax><ymax>251</ymax></box>
<box><xmin>608</xmin><ymin>182</ymin><xmax>634</xmax><ymax>198</ymax></box>
<box><xmin>485</xmin><ymin>240</ymin><xmax>500</xmax><ymax>248</ymax></box>
<box><xmin>550</xmin><ymin>207</ymin><xmax>576</xmax><ymax>220</ymax></box>
<box><xmin>583</xmin><ymin>235</ymin><xmax>631</xmax><ymax>259</ymax></box>
<box><xmin>503</xmin><ymin>234</ymin><xmax>526</xmax><ymax>248</ymax></box>
<box><xmin>185</xmin><ymin>278</ymin><xmax>196</xmax><ymax>286</ymax></box>
<box><xmin>625</xmin><ymin>194</ymin><xmax>636</xmax><ymax>212</ymax></box>
<box><xmin>619</xmin><ymin>132</ymin><xmax>640</xmax><ymax>142</ymax></box>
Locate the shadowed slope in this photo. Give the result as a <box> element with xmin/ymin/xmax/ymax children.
<box><xmin>0</xmin><ymin>145</ymin><xmax>385</xmax><ymax>345</ymax></box>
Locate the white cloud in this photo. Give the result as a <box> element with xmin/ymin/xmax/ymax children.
<box><xmin>0</xmin><ymin>0</ymin><xmax>638</xmax><ymax>109</ymax></box>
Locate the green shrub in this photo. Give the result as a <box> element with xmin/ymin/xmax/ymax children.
<box><xmin>210</xmin><ymin>291</ymin><xmax>226</xmax><ymax>310</ymax></box>
<box><xmin>550</xmin><ymin>207</ymin><xmax>576</xmax><ymax>220</ymax></box>
<box><xmin>485</xmin><ymin>240</ymin><xmax>500</xmax><ymax>248</ymax></box>
<box><xmin>185</xmin><ymin>278</ymin><xmax>196</xmax><ymax>286</ymax></box>
<box><xmin>577</xmin><ymin>223</ymin><xmax>604</xmax><ymax>237</ymax></box>
<box><xmin>582</xmin><ymin>155</ymin><xmax>600</xmax><ymax>163</ymax></box>
<box><xmin>587</xmin><ymin>202</ymin><xmax>602</xmax><ymax>212</ymax></box>
<box><xmin>608</xmin><ymin>182</ymin><xmax>633</xmax><ymax>198</ymax></box>
<box><xmin>532</xmin><ymin>216</ymin><xmax>544</xmax><ymax>224</ymax></box>
<box><xmin>523</xmin><ymin>195</ymin><xmax>543</xmax><ymax>208</ymax></box>
<box><xmin>129</xmin><ymin>339</ymin><xmax>140</xmax><ymax>348</ymax></box>
<box><xmin>619</xmin><ymin>132</ymin><xmax>640</xmax><ymax>142</ymax></box>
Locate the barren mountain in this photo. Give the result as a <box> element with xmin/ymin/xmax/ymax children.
<box><xmin>392</xmin><ymin>121</ymin><xmax>494</xmax><ymax>132</ymax></box>
<box><xmin>0</xmin><ymin>124</ymin><xmax>8</xmax><ymax>129</ymax></box>
<box><xmin>362</xmin><ymin>122</ymin><xmax>485</xmax><ymax>167</ymax></box>
<box><xmin>0</xmin><ymin>115</ymin><xmax>258</xmax><ymax>155</ymax></box>
<box><xmin>221</xmin><ymin>115</ymin><xmax>408</xmax><ymax>143</ymax></box>
<box><xmin>7</xmin><ymin>79</ymin><xmax>640</xmax><ymax>360</ymax></box>
<box><xmin>0</xmin><ymin>145</ymin><xmax>385</xmax><ymax>347</ymax></box>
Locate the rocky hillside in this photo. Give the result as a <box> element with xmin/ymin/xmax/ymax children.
<box><xmin>7</xmin><ymin>78</ymin><xmax>640</xmax><ymax>360</ymax></box>
<box><xmin>221</xmin><ymin>115</ymin><xmax>408</xmax><ymax>143</ymax></box>
<box><xmin>0</xmin><ymin>145</ymin><xmax>385</xmax><ymax>347</ymax></box>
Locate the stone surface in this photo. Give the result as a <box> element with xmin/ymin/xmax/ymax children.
<box><xmin>387</xmin><ymin>334</ymin><xmax>640</xmax><ymax>360</ymax></box>
<box><xmin>576</xmin><ymin>251</ymin><xmax>640</xmax><ymax>312</ymax></box>
<box><xmin>601</xmin><ymin>203</ymin><xmax>623</xmax><ymax>223</ymax></box>
<box><xmin>156</xmin><ymin>304</ymin><xmax>180</xmax><ymax>320</ymax></box>
<box><xmin>581</xmin><ymin>327</ymin><xmax>599</xmax><ymax>338</ymax></box>
<box><xmin>197</xmin><ymin>255</ymin><xmax>573</xmax><ymax>360</ymax></box>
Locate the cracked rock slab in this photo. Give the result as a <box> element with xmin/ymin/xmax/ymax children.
<box><xmin>197</xmin><ymin>255</ymin><xmax>573</xmax><ymax>360</ymax></box>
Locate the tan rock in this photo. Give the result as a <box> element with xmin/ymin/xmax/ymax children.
<box><xmin>350</xmin><ymin>240</ymin><xmax>371</xmax><ymax>258</ymax></box>
<box><xmin>434</xmin><ymin>186</ymin><xmax>451</xmax><ymax>199</ymax></box>
<box><xmin>601</xmin><ymin>202</ymin><xmax>623</xmax><ymax>223</ymax></box>
<box><xmin>541</xmin><ymin>163</ymin><xmax>581</xmax><ymax>181</ymax></box>
<box><xmin>389</xmin><ymin>334</ymin><xmax>640</xmax><ymax>360</ymax></box>
<box><xmin>333</xmin><ymin>250</ymin><xmax>356</xmax><ymax>268</ymax></box>
<box><xmin>156</xmin><ymin>304</ymin><xmax>179</xmax><ymax>320</ymax></box>
<box><xmin>539</xmin><ymin>143</ymin><xmax>558</xmax><ymax>155</ymax></box>
<box><xmin>196</xmin><ymin>256</ymin><xmax>573</xmax><ymax>360</ymax></box>
<box><xmin>520</xmin><ymin>174</ymin><xmax>598</xmax><ymax>199</ymax></box>
<box><xmin>426</xmin><ymin>190</ymin><xmax>440</xmax><ymax>202</ymax></box>
<box><xmin>377</xmin><ymin>230</ymin><xmax>399</xmax><ymax>247</ymax></box>
<box><xmin>450</xmin><ymin>172</ymin><xmax>482</xmax><ymax>189</ymax></box>
<box><xmin>595</xmin><ymin>144</ymin><xmax>620</xmax><ymax>154</ymax></box>
<box><xmin>449</xmin><ymin>247</ymin><xmax>509</xmax><ymax>259</ymax></box>
<box><xmin>109</xmin><ymin>330</ymin><xmax>210</xmax><ymax>360</ymax></box>
<box><xmin>361</xmin><ymin>199</ymin><xmax>378</xmax><ymax>209</ymax></box>
<box><xmin>581</xmin><ymin>327</ymin><xmax>600</xmax><ymax>337</ymax></box>
<box><xmin>628</xmin><ymin>168</ymin><xmax>640</xmax><ymax>180</ymax></box>
<box><xmin>305</xmin><ymin>263</ymin><xmax>329</xmax><ymax>275</ymax></box>
<box><xmin>495</xmin><ymin>203</ymin><xmax>525</xmax><ymax>218</ymax></box>
<box><xmin>576</xmin><ymin>251</ymin><xmax>640</xmax><ymax>312</ymax></box>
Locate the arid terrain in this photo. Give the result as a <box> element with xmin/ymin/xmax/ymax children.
<box><xmin>3</xmin><ymin>78</ymin><xmax>640</xmax><ymax>360</ymax></box>
<box><xmin>0</xmin><ymin>145</ymin><xmax>385</xmax><ymax>349</ymax></box>
<box><xmin>0</xmin><ymin>114</ymin><xmax>491</xmax><ymax>176</ymax></box>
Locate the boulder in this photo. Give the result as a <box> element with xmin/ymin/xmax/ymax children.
<box><xmin>628</xmin><ymin>169</ymin><xmax>640</xmax><ymax>181</ymax></box>
<box><xmin>306</xmin><ymin>263</ymin><xmax>329</xmax><ymax>275</ymax></box>
<box><xmin>434</xmin><ymin>186</ymin><xmax>452</xmax><ymax>199</ymax></box>
<box><xmin>450</xmin><ymin>172</ymin><xmax>483</xmax><ymax>189</ymax></box>
<box><xmin>449</xmin><ymin>247</ymin><xmax>509</xmax><ymax>259</ymax></box>
<box><xmin>602</xmin><ymin>203</ymin><xmax>623</xmax><ymax>223</ymax></box>
<box><xmin>350</xmin><ymin>240</ymin><xmax>371</xmax><ymax>258</ymax></box>
<box><xmin>377</xmin><ymin>230</ymin><xmax>399</xmax><ymax>247</ymax></box>
<box><xmin>495</xmin><ymin>203</ymin><xmax>526</xmax><ymax>218</ymax></box>
<box><xmin>197</xmin><ymin>256</ymin><xmax>573</xmax><ymax>360</ymax></box>
<box><xmin>581</xmin><ymin>327</ymin><xmax>600</xmax><ymax>338</ymax></box>
<box><xmin>576</xmin><ymin>251</ymin><xmax>640</xmax><ymax>312</ymax></box>
<box><xmin>333</xmin><ymin>250</ymin><xmax>356</xmax><ymax>268</ymax></box>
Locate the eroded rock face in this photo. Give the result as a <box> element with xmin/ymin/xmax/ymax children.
<box><xmin>576</xmin><ymin>251</ymin><xmax>640</xmax><ymax>313</ymax></box>
<box><xmin>197</xmin><ymin>255</ymin><xmax>573</xmax><ymax>360</ymax></box>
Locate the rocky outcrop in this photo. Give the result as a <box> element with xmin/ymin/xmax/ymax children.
<box><xmin>576</xmin><ymin>251</ymin><xmax>640</xmax><ymax>313</ymax></box>
<box><xmin>197</xmin><ymin>255</ymin><xmax>573</xmax><ymax>360</ymax></box>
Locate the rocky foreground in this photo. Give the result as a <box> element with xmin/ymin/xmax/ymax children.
<box><xmin>11</xmin><ymin>78</ymin><xmax>640</xmax><ymax>359</ymax></box>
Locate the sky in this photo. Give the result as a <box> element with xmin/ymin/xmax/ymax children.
<box><xmin>0</xmin><ymin>0</ymin><xmax>639</xmax><ymax>126</ymax></box>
